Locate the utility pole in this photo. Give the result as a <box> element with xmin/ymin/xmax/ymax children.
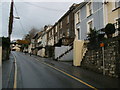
<box><xmin>8</xmin><ymin>0</ymin><xmax>14</xmax><ymax>39</ymax></box>
<box><xmin>8</xmin><ymin>0</ymin><xmax>14</xmax><ymax>57</ymax></box>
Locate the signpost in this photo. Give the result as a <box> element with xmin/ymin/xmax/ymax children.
<box><xmin>100</xmin><ymin>43</ymin><xmax>105</xmax><ymax>75</ymax></box>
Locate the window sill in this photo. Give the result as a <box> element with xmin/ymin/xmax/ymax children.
<box><xmin>87</xmin><ymin>14</ymin><xmax>92</xmax><ymax>18</ymax></box>
<box><xmin>76</xmin><ymin>22</ymin><xmax>80</xmax><ymax>25</ymax></box>
<box><xmin>112</xmin><ymin>7</ymin><xmax>120</xmax><ymax>12</ymax></box>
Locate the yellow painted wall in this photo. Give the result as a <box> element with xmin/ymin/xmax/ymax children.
<box><xmin>105</xmin><ymin>2</ymin><xmax>120</xmax><ymax>24</ymax></box>
<box><xmin>73</xmin><ymin>40</ymin><xmax>85</xmax><ymax>66</ymax></box>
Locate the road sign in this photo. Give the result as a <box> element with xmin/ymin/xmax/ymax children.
<box><xmin>100</xmin><ymin>43</ymin><xmax>104</xmax><ymax>47</ymax></box>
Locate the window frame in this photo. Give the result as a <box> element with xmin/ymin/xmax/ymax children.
<box><xmin>115</xmin><ymin>0</ymin><xmax>120</xmax><ymax>8</ymax></box>
<box><xmin>67</xmin><ymin>28</ymin><xmax>70</xmax><ymax>36</ymax></box>
<box><xmin>76</xmin><ymin>10</ymin><xmax>80</xmax><ymax>24</ymax></box>
<box><xmin>60</xmin><ymin>21</ymin><xmax>62</xmax><ymax>29</ymax></box>
<box><xmin>67</xmin><ymin>15</ymin><xmax>69</xmax><ymax>24</ymax></box>
<box><xmin>77</xmin><ymin>27</ymin><xmax>81</xmax><ymax>40</ymax></box>
<box><xmin>87</xmin><ymin>1</ymin><xmax>93</xmax><ymax>17</ymax></box>
<box><xmin>87</xmin><ymin>19</ymin><xmax>94</xmax><ymax>33</ymax></box>
<box><xmin>55</xmin><ymin>25</ymin><xmax>57</xmax><ymax>33</ymax></box>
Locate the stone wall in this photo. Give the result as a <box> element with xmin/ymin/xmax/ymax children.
<box><xmin>81</xmin><ymin>36</ymin><xmax>120</xmax><ymax>78</ymax></box>
<box><xmin>45</xmin><ymin>46</ymin><xmax>54</xmax><ymax>58</ymax></box>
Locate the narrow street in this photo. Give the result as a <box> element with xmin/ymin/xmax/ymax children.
<box><xmin>12</xmin><ymin>51</ymin><xmax>97</xmax><ymax>88</ymax></box>
<box><xmin>1</xmin><ymin>1</ymin><xmax>120</xmax><ymax>89</ymax></box>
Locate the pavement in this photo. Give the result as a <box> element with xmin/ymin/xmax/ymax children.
<box><xmin>2</xmin><ymin>51</ymin><xmax>120</xmax><ymax>89</ymax></box>
<box><xmin>2</xmin><ymin>53</ymin><xmax>15</xmax><ymax>88</ymax></box>
<box><xmin>32</xmin><ymin>53</ymin><xmax>120</xmax><ymax>88</ymax></box>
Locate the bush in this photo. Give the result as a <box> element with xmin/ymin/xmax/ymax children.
<box><xmin>87</xmin><ymin>28</ymin><xmax>98</xmax><ymax>44</ymax></box>
<box><xmin>2</xmin><ymin>37</ymin><xmax>10</xmax><ymax>48</ymax></box>
<box><xmin>2</xmin><ymin>37</ymin><xmax>10</xmax><ymax>60</ymax></box>
<box><xmin>87</xmin><ymin>28</ymin><xmax>106</xmax><ymax>50</ymax></box>
<box><xmin>105</xmin><ymin>23</ymin><xmax>115</xmax><ymax>38</ymax></box>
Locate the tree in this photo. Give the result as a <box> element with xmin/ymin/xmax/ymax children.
<box><xmin>23</xmin><ymin>28</ymin><xmax>39</xmax><ymax>43</ymax></box>
<box><xmin>28</xmin><ymin>28</ymin><xmax>39</xmax><ymax>39</ymax></box>
<box><xmin>2</xmin><ymin>37</ymin><xmax>10</xmax><ymax>47</ymax></box>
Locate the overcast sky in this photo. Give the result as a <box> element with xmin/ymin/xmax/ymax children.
<box><xmin>0</xmin><ymin>0</ymin><xmax>84</xmax><ymax>40</ymax></box>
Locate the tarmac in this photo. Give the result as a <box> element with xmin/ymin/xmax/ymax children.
<box><xmin>32</xmin><ymin>54</ymin><xmax>120</xmax><ymax>88</ymax></box>
<box><xmin>2</xmin><ymin>52</ymin><xmax>120</xmax><ymax>88</ymax></box>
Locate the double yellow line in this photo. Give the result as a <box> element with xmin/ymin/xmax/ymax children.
<box><xmin>35</xmin><ymin>59</ymin><xmax>98</xmax><ymax>90</ymax></box>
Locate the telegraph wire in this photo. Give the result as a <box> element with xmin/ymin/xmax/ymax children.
<box><xmin>14</xmin><ymin>4</ymin><xmax>19</xmax><ymax>17</ymax></box>
<box><xmin>23</xmin><ymin>2</ymin><xmax>66</xmax><ymax>12</ymax></box>
<box><xmin>14</xmin><ymin>4</ymin><xmax>28</xmax><ymax>35</ymax></box>
<box><xmin>13</xmin><ymin>2</ymin><xmax>66</xmax><ymax>37</ymax></box>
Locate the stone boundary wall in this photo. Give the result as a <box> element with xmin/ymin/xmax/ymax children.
<box><xmin>81</xmin><ymin>36</ymin><xmax>120</xmax><ymax>78</ymax></box>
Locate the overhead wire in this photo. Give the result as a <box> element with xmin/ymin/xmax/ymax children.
<box><xmin>14</xmin><ymin>4</ymin><xmax>28</xmax><ymax>35</ymax></box>
<box><xmin>23</xmin><ymin>2</ymin><xmax>66</xmax><ymax>12</ymax></box>
<box><xmin>14</xmin><ymin>2</ymin><xmax>67</xmax><ymax>22</ymax></box>
<box><xmin>13</xmin><ymin>2</ymin><xmax>67</xmax><ymax>37</ymax></box>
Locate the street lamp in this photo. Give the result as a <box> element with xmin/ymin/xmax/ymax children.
<box><xmin>14</xmin><ymin>16</ymin><xmax>20</xmax><ymax>20</ymax></box>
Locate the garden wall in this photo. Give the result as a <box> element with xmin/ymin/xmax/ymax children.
<box><xmin>81</xmin><ymin>36</ymin><xmax>120</xmax><ymax>78</ymax></box>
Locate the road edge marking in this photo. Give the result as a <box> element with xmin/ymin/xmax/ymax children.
<box><xmin>12</xmin><ymin>53</ymin><xmax>17</xmax><ymax>89</ymax></box>
<box><xmin>35</xmin><ymin>59</ymin><xmax>97</xmax><ymax>90</ymax></box>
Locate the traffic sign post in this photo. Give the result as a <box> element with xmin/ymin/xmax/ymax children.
<box><xmin>100</xmin><ymin>43</ymin><xmax>105</xmax><ymax>75</ymax></box>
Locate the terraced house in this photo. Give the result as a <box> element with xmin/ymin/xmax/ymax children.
<box><xmin>73</xmin><ymin>0</ymin><xmax>104</xmax><ymax>66</ymax></box>
<box><xmin>28</xmin><ymin>0</ymin><xmax>120</xmax><ymax>64</ymax></box>
<box><xmin>32</xmin><ymin>31</ymin><xmax>43</xmax><ymax>55</ymax></box>
<box><xmin>46</xmin><ymin>25</ymin><xmax>55</xmax><ymax>58</ymax></box>
<box><xmin>74</xmin><ymin>0</ymin><xmax>104</xmax><ymax>40</ymax></box>
<box><xmin>46</xmin><ymin>4</ymin><xmax>79</xmax><ymax>60</ymax></box>
<box><xmin>73</xmin><ymin>0</ymin><xmax>120</xmax><ymax>66</ymax></box>
<box><xmin>52</xmin><ymin>3</ymin><xmax>79</xmax><ymax>46</ymax></box>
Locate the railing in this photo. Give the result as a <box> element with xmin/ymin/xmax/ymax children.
<box><xmin>57</xmin><ymin>46</ymin><xmax>73</xmax><ymax>60</ymax></box>
<box><xmin>81</xmin><ymin>41</ymin><xmax>88</xmax><ymax>60</ymax></box>
<box><xmin>56</xmin><ymin>42</ymin><xmax>74</xmax><ymax>60</ymax></box>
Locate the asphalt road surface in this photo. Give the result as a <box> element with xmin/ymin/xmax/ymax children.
<box><xmin>12</xmin><ymin>51</ymin><xmax>97</xmax><ymax>89</ymax></box>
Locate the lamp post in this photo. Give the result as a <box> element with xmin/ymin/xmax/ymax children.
<box><xmin>14</xmin><ymin>16</ymin><xmax>20</xmax><ymax>20</ymax></box>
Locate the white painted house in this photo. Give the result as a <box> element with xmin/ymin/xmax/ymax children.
<box><xmin>11</xmin><ymin>44</ymin><xmax>21</xmax><ymax>51</ymax></box>
<box><xmin>37</xmin><ymin>25</ymin><xmax>52</xmax><ymax>57</ymax></box>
